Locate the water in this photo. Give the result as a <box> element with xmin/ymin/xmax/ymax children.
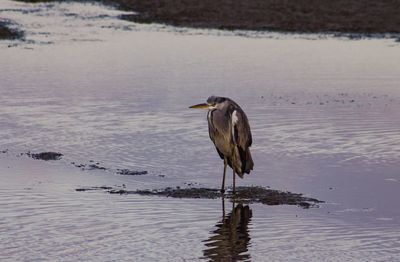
<box><xmin>1</xmin><ymin>1</ymin><xmax>400</xmax><ymax>261</ymax></box>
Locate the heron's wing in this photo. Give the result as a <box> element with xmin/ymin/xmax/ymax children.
<box><xmin>232</xmin><ymin>106</ymin><xmax>254</xmax><ymax>174</ymax></box>
<box><xmin>231</xmin><ymin>107</ymin><xmax>252</xmax><ymax>149</ymax></box>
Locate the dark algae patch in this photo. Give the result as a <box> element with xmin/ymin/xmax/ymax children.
<box><xmin>77</xmin><ymin>186</ymin><xmax>324</xmax><ymax>208</ymax></box>
<box><xmin>27</xmin><ymin>152</ymin><xmax>63</xmax><ymax>161</ymax></box>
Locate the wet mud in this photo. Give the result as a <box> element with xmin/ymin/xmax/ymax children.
<box><xmin>77</xmin><ymin>186</ymin><xmax>324</xmax><ymax>208</ymax></box>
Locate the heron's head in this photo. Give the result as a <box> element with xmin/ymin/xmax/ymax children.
<box><xmin>189</xmin><ymin>96</ymin><xmax>228</xmax><ymax>110</ymax></box>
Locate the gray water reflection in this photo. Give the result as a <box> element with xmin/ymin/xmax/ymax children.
<box><xmin>203</xmin><ymin>199</ymin><xmax>252</xmax><ymax>261</ymax></box>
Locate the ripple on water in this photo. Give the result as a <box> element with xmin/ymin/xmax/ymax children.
<box><xmin>249</xmin><ymin>210</ymin><xmax>400</xmax><ymax>261</ymax></box>
<box><xmin>251</xmin><ymin>97</ymin><xmax>400</xmax><ymax>164</ymax></box>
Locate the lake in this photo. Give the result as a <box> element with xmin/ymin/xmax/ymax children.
<box><xmin>1</xmin><ymin>1</ymin><xmax>400</xmax><ymax>261</ymax></box>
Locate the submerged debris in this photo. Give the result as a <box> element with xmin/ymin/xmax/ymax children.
<box><xmin>27</xmin><ymin>152</ymin><xmax>63</xmax><ymax>161</ymax></box>
<box><xmin>77</xmin><ymin>186</ymin><xmax>323</xmax><ymax>208</ymax></box>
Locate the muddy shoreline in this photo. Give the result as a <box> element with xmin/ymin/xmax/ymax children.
<box><xmin>13</xmin><ymin>0</ymin><xmax>400</xmax><ymax>36</ymax></box>
<box><xmin>76</xmin><ymin>186</ymin><xmax>324</xmax><ymax>208</ymax></box>
<box><xmin>113</xmin><ymin>0</ymin><xmax>400</xmax><ymax>34</ymax></box>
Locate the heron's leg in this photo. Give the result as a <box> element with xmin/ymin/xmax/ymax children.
<box><xmin>232</xmin><ymin>149</ymin><xmax>236</xmax><ymax>195</ymax></box>
<box><xmin>221</xmin><ymin>158</ymin><xmax>227</xmax><ymax>194</ymax></box>
<box><xmin>233</xmin><ymin>167</ymin><xmax>236</xmax><ymax>195</ymax></box>
<box><xmin>222</xmin><ymin>195</ymin><xmax>226</xmax><ymax>218</ymax></box>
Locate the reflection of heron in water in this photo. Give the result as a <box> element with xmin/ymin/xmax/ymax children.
<box><xmin>203</xmin><ymin>198</ymin><xmax>252</xmax><ymax>261</ymax></box>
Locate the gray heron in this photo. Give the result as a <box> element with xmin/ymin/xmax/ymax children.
<box><xmin>190</xmin><ymin>96</ymin><xmax>254</xmax><ymax>194</ymax></box>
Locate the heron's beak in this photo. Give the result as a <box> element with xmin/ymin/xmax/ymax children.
<box><xmin>189</xmin><ymin>103</ymin><xmax>210</xmax><ymax>109</ymax></box>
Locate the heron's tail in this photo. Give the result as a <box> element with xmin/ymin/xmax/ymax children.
<box><xmin>243</xmin><ymin>148</ymin><xmax>254</xmax><ymax>175</ymax></box>
<box><xmin>234</xmin><ymin>147</ymin><xmax>253</xmax><ymax>178</ymax></box>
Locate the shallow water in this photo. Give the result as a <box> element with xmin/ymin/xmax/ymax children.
<box><xmin>1</xmin><ymin>1</ymin><xmax>400</xmax><ymax>261</ymax></box>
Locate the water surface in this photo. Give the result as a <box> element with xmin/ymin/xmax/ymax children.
<box><xmin>1</xmin><ymin>1</ymin><xmax>400</xmax><ymax>261</ymax></box>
